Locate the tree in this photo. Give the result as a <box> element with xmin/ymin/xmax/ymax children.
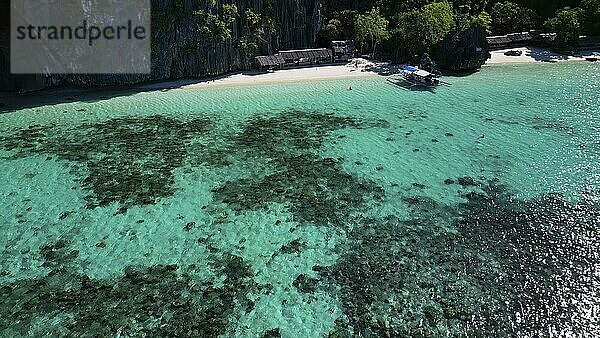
<box><xmin>419</xmin><ymin>1</ymin><xmax>455</xmax><ymax>45</ymax></box>
<box><xmin>448</xmin><ymin>0</ymin><xmax>493</xmax><ymax>13</ymax></box>
<box><xmin>220</xmin><ymin>4</ymin><xmax>238</xmax><ymax>39</ymax></box>
<box><xmin>374</xmin><ymin>0</ymin><xmax>432</xmax><ymax>13</ymax></box>
<box><xmin>454</xmin><ymin>12</ymin><xmax>473</xmax><ymax>31</ymax></box>
<box><xmin>196</xmin><ymin>4</ymin><xmax>238</xmax><ymax>42</ymax></box>
<box><xmin>545</xmin><ymin>7</ymin><xmax>583</xmax><ymax>47</ymax></box>
<box><xmin>316</xmin><ymin>10</ymin><xmax>357</xmax><ymax>47</ymax></box>
<box><xmin>490</xmin><ymin>1</ymin><xmax>536</xmax><ymax>35</ymax></box>
<box><xmin>355</xmin><ymin>7</ymin><xmax>390</xmax><ymax>57</ymax></box>
<box><xmin>468</xmin><ymin>0</ymin><xmax>489</xmax><ymax>13</ymax></box>
<box><xmin>237</xmin><ymin>8</ymin><xmax>277</xmax><ymax>64</ymax></box>
<box><xmin>580</xmin><ymin>0</ymin><xmax>600</xmax><ymax>35</ymax></box>
<box><xmin>394</xmin><ymin>2</ymin><xmax>455</xmax><ymax>55</ymax></box>
<box><xmin>321</xmin><ymin>19</ymin><xmax>343</xmax><ymax>42</ymax></box>
<box><xmin>222</xmin><ymin>4</ymin><xmax>238</xmax><ymax>24</ymax></box>
<box><xmin>471</xmin><ymin>11</ymin><xmax>492</xmax><ymax>33</ymax></box>
<box><xmin>238</xmin><ymin>9</ymin><xmax>262</xmax><ymax>64</ymax></box>
<box><xmin>332</xmin><ymin>10</ymin><xmax>360</xmax><ymax>39</ymax></box>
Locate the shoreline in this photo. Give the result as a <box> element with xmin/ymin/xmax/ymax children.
<box><xmin>2</xmin><ymin>48</ymin><xmax>598</xmax><ymax>112</ymax></box>
<box><xmin>145</xmin><ymin>47</ymin><xmax>599</xmax><ymax>90</ymax></box>
<box><xmin>166</xmin><ymin>61</ymin><xmax>385</xmax><ymax>90</ymax></box>
<box><xmin>487</xmin><ymin>46</ymin><xmax>599</xmax><ymax>64</ymax></box>
<box><xmin>173</xmin><ymin>46</ymin><xmax>599</xmax><ymax>89</ymax></box>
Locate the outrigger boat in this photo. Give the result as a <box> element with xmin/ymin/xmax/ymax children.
<box><xmin>399</xmin><ymin>65</ymin><xmax>441</xmax><ymax>88</ymax></box>
<box><xmin>387</xmin><ymin>65</ymin><xmax>450</xmax><ymax>90</ymax></box>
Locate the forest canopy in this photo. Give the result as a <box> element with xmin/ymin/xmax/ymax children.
<box><xmin>318</xmin><ymin>0</ymin><xmax>599</xmax><ymax>57</ymax></box>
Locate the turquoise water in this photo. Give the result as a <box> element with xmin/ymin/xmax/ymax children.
<box><xmin>0</xmin><ymin>62</ymin><xmax>598</xmax><ymax>337</ymax></box>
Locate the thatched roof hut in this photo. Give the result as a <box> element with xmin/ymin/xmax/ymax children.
<box><xmin>487</xmin><ymin>32</ymin><xmax>532</xmax><ymax>49</ymax></box>
<box><xmin>255</xmin><ymin>55</ymin><xmax>285</xmax><ymax>69</ymax></box>
<box><xmin>278</xmin><ymin>48</ymin><xmax>332</xmax><ymax>65</ymax></box>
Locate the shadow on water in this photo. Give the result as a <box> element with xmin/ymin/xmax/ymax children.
<box><xmin>0</xmin><ymin>63</ymin><xmax>365</xmax><ymax>113</ymax></box>
<box><xmin>0</xmin><ymin>72</ymin><xmax>255</xmax><ymax>113</ymax></box>
<box><xmin>385</xmin><ymin>78</ymin><xmax>436</xmax><ymax>93</ymax></box>
<box><xmin>0</xmin><ymin>86</ymin><xmax>143</xmax><ymax>114</ymax></box>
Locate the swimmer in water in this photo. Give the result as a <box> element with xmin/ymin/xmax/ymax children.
<box><xmin>348</xmin><ymin>86</ymin><xmax>352</xmax><ymax>90</ymax></box>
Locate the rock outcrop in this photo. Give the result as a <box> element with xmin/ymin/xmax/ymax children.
<box><xmin>432</xmin><ymin>25</ymin><xmax>490</xmax><ymax>71</ymax></box>
<box><xmin>0</xmin><ymin>0</ymin><xmax>322</xmax><ymax>92</ymax></box>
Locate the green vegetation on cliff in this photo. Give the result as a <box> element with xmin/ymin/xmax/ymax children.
<box><xmin>355</xmin><ymin>8</ymin><xmax>390</xmax><ymax>55</ymax></box>
<box><xmin>1</xmin><ymin>0</ymin><xmax>598</xmax><ymax>90</ymax></box>
<box><xmin>319</xmin><ymin>0</ymin><xmax>599</xmax><ymax>59</ymax></box>
<box><xmin>392</xmin><ymin>2</ymin><xmax>456</xmax><ymax>56</ymax></box>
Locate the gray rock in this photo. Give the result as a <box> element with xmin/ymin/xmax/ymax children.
<box><xmin>433</xmin><ymin>25</ymin><xmax>490</xmax><ymax>71</ymax></box>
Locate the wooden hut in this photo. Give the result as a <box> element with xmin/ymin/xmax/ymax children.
<box><xmin>254</xmin><ymin>48</ymin><xmax>332</xmax><ymax>71</ymax></box>
<box><xmin>487</xmin><ymin>35</ymin><xmax>512</xmax><ymax>49</ymax></box>
<box><xmin>278</xmin><ymin>48</ymin><xmax>332</xmax><ymax>66</ymax></box>
<box><xmin>487</xmin><ymin>32</ymin><xmax>532</xmax><ymax>50</ymax></box>
<box><xmin>506</xmin><ymin>32</ymin><xmax>532</xmax><ymax>44</ymax></box>
<box><xmin>255</xmin><ymin>54</ymin><xmax>285</xmax><ymax>70</ymax></box>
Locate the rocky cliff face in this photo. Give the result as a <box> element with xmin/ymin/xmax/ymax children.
<box><xmin>433</xmin><ymin>25</ymin><xmax>490</xmax><ymax>71</ymax></box>
<box><xmin>0</xmin><ymin>0</ymin><xmax>322</xmax><ymax>92</ymax></box>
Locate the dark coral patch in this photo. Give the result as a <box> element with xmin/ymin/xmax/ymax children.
<box><xmin>457</xmin><ymin>176</ymin><xmax>475</xmax><ymax>186</ymax></box>
<box><xmin>317</xmin><ymin>181</ymin><xmax>600</xmax><ymax>337</ymax></box>
<box><xmin>1</xmin><ymin>242</ymin><xmax>257</xmax><ymax>337</ymax></box>
<box><xmin>261</xmin><ymin>328</ymin><xmax>282</xmax><ymax>338</ymax></box>
<box><xmin>292</xmin><ymin>274</ymin><xmax>319</xmax><ymax>294</ymax></box>
<box><xmin>232</xmin><ymin>111</ymin><xmax>388</xmax><ymax>160</ymax></box>
<box><xmin>454</xmin><ymin>182</ymin><xmax>600</xmax><ymax>336</ymax></box>
<box><xmin>279</xmin><ymin>239</ymin><xmax>306</xmax><ymax>254</ymax></box>
<box><xmin>0</xmin><ymin>116</ymin><xmax>212</xmax><ymax>212</ymax></box>
<box><xmin>212</xmin><ymin>111</ymin><xmax>388</xmax><ymax>227</ymax></box>
<box><xmin>214</xmin><ymin>154</ymin><xmax>384</xmax><ymax>226</ymax></box>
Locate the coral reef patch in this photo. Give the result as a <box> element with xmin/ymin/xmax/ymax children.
<box><xmin>0</xmin><ymin>240</ymin><xmax>256</xmax><ymax>337</ymax></box>
<box><xmin>212</xmin><ymin>111</ymin><xmax>388</xmax><ymax>226</ymax></box>
<box><xmin>0</xmin><ymin>116</ymin><xmax>212</xmax><ymax>212</ymax></box>
<box><xmin>316</xmin><ymin>179</ymin><xmax>600</xmax><ymax>337</ymax></box>
<box><xmin>2</xmin><ymin>108</ymin><xmax>598</xmax><ymax>337</ymax></box>
<box><xmin>0</xmin><ymin>110</ymin><xmax>391</xmax><ymax>336</ymax></box>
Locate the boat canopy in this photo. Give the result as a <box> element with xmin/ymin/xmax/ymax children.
<box><xmin>414</xmin><ymin>70</ymin><xmax>432</xmax><ymax>77</ymax></box>
<box><xmin>402</xmin><ymin>66</ymin><xmax>433</xmax><ymax>77</ymax></box>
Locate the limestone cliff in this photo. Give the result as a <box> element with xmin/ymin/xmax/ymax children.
<box><xmin>0</xmin><ymin>0</ymin><xmax>322</xmax><ymax>92</ymax></box>
<box><xmin>432</xmin><ymin>25</ymin><xmax>490</xmax><ymax>71</ymax></box>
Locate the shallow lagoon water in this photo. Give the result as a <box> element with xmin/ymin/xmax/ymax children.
<box><xmin>0</xmin><ymin>62</ymin><xmax>599</xmax><ymax>337</ymax></box>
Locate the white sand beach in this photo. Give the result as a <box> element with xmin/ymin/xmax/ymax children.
<box><xmin>163</xmin><ymin>47</ymin><xmax>599</xmax><ymax>89</ymax></box>
<box><xmin>3</xmin><ymin>49</ymin><xmax>597</xmax><ymax>107</ymax></box>
<box><xmin>487</xmin><ymin>46</ymin><xmax>599</xmax><ymax>64</ymax></box>
<box><xmin>176</xmin><ymin>61</ymin><xmax>382</xmax><ymax>90</ymax></box>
